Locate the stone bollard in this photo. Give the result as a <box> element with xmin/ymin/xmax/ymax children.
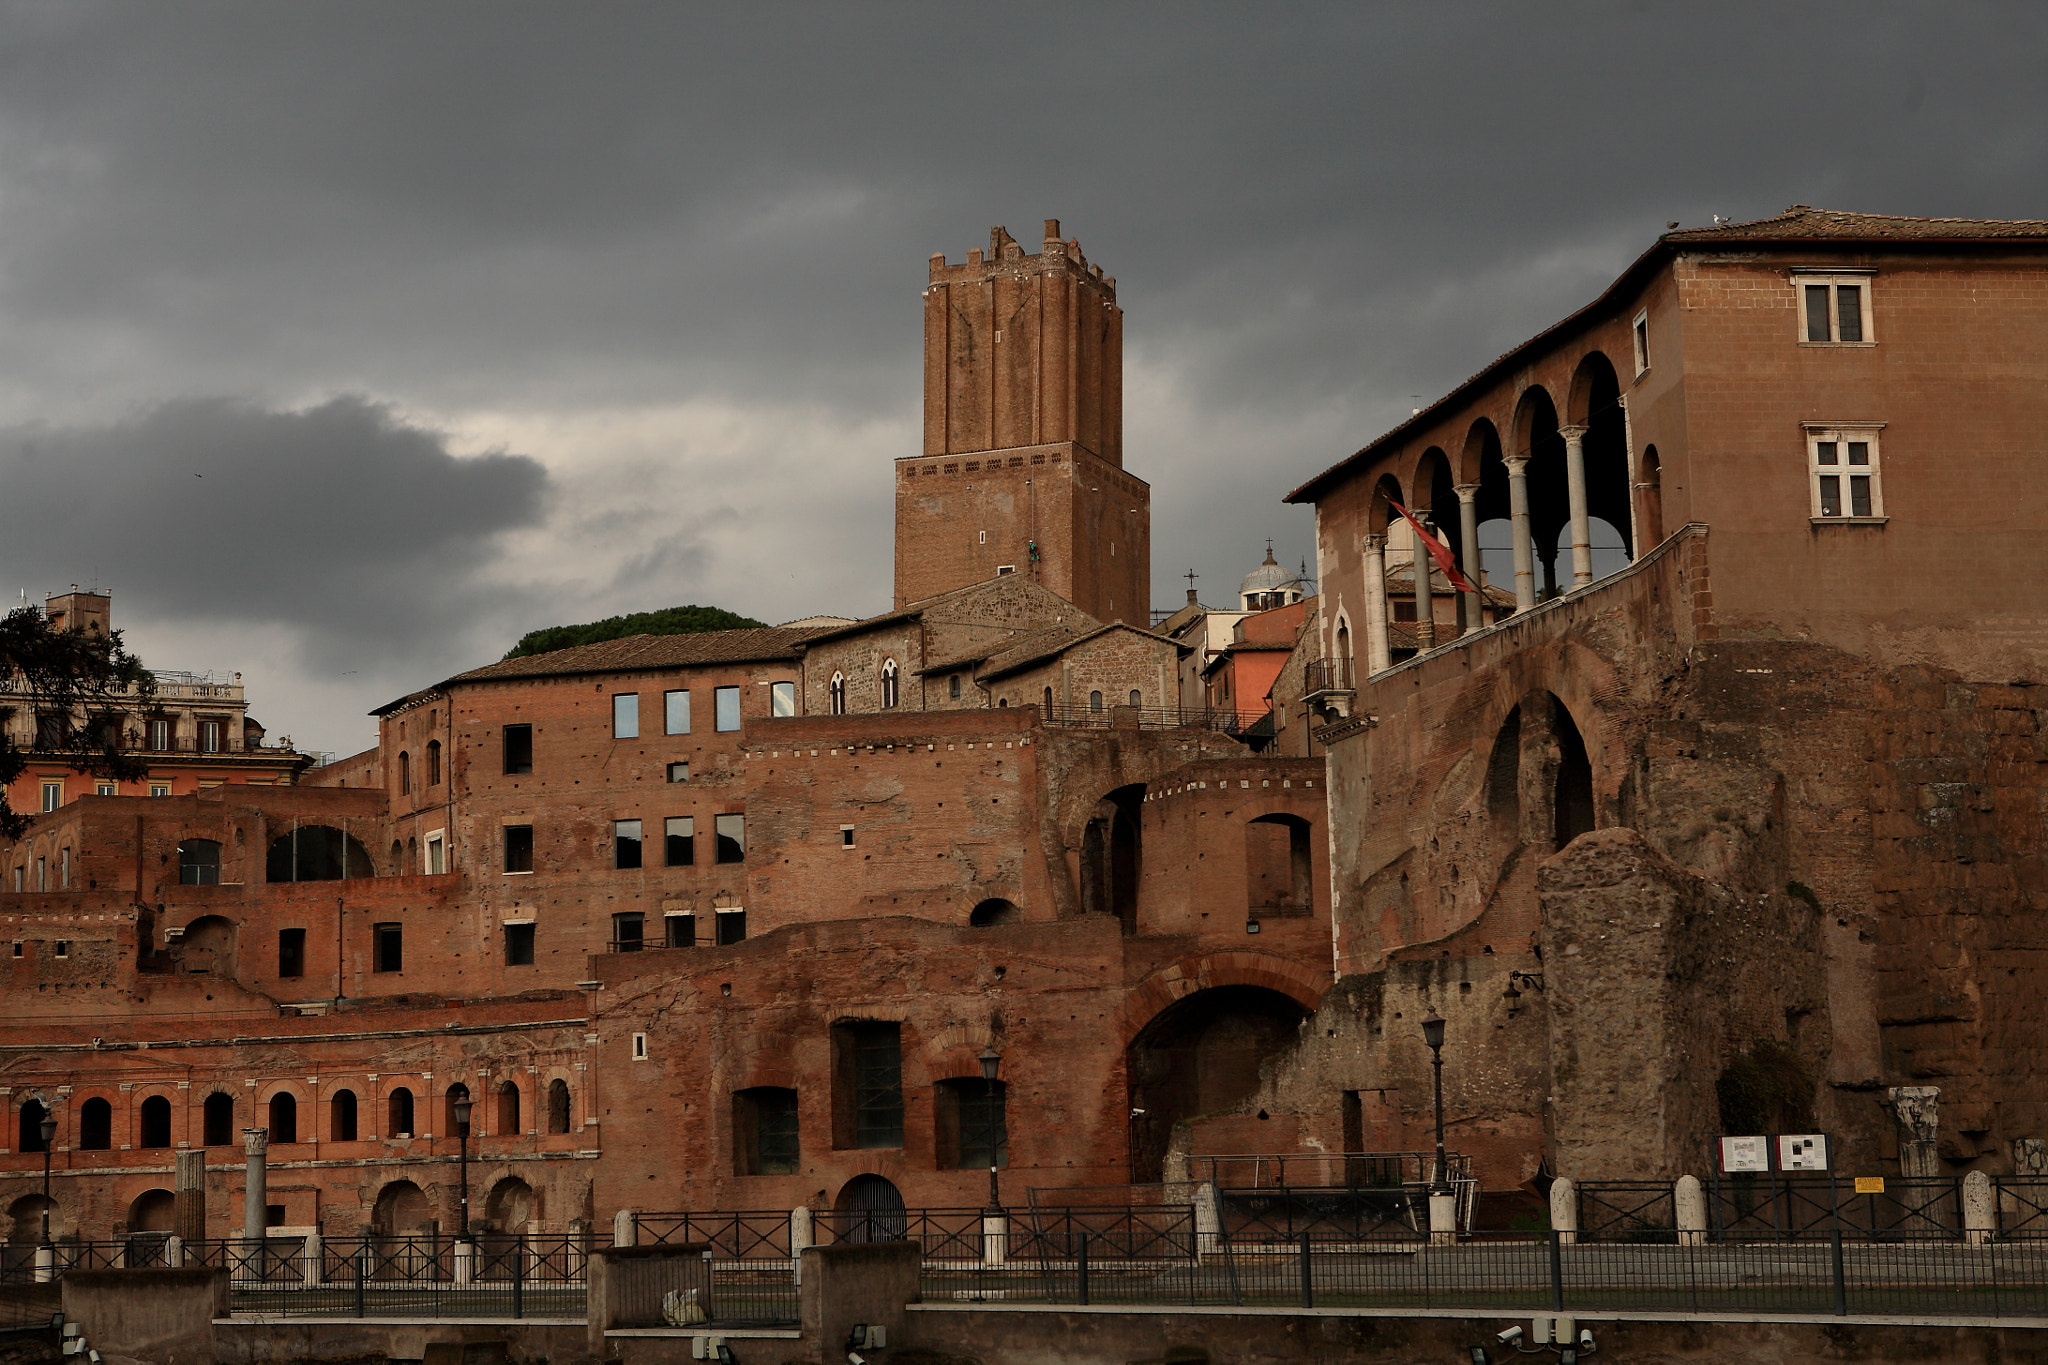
<box><xmin>302</xmin><ymin>1232</ymin><xmax>323</xmax><ymax>1286</ymax></box>
<box><xmin>1549</xmin><ymin>1177</ymin><xmax>1578</xmax><ymax>1247</ymax></box>
<box><xmin>981</xmin><ymin>1213</ymin><xmax>1009</xmax><ymax>1267</ymax></box>
<box><xmin>611</xmin><ymin>1208</ymin><xmax>637</xmax><ymax>1248</ymax></box>
<box><xmin>790</xmin><ymin>1207</ymin><xmax>813</xmax><ymax>1286</ymax></box>
<box><xmin>1964</xmin><ymin>1170</ymin><xmax>1995</xmax><ymax>1247</ymax></box>
<box><xmin>34</xmin><ymin>1245</ymin><xmax>54</xmax><ymax>1283</ymax></box>
<box><xmin>1675</xmin><ymin>1175</ymin><xmax>1706</xmax><ymax>1247</ymax></box>
<box><xmin>166</xmin><ymin>1235</ymin><xmax>184</xmax><ymax>1269</ymax></box>
<box><xmin>453</xmin><ymin>1239</ymin><xmax>475</xmax><ymax>1285</ymax></box>
<box><xmin>1194</xmin><ymin>1182</ymin><xmax>1222</xmax><ymax>1260</ymax></box>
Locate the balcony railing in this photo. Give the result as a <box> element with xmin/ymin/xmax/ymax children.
<box><xmin>1038</xmin><ymin>705</ymin><xmax>1253</xmax><ymax>733</ymax></box>
<box><xmin>1302</xmin><ymin>657</ymin><xmax>1355</xmax><ymax>695</ymax></box>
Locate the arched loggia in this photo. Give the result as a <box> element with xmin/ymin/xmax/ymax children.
<box><xmin>1565</xmin><ymin>351</ymin><xmax>1635</xmax><ymax>581</ymax></box>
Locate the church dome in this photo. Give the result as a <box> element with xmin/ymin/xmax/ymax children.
<box><xmin>1239</xmin><ymin>545</ymin><xmax>1304</xmax><ymax>610</ymax></box>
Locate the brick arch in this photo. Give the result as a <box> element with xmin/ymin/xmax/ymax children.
<box><xmin>920</xmin><ymin>1023</ymin><xmax>998</xmax><ymax>1083</ymax></box>
<box><xmin>729</xmin><ymin>1054</ymin><xmax>802</xmax><ymax>1094</ymax></box>
<box><xmin>1115</xmin><ymin>951</ymin><xmax>1329</xmax><ymax>1047</ymax></box>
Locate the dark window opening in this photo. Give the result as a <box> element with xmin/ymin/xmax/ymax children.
<box><xmin>936</xmin><ymin>1077</ymin><xmax>1007</xmax><ymax>1171</ymax></box>
<box><xmin>969</xmin><ymin>898</ymin><xmax>1019</xmax><ymax>927</ymax></box>
<box><xmin>202</xmin><ymin>1093</ymin><xmax>234</xmax><ymax>1146</ymax></box>
<box><xmin>504</xmin><ymin>825</ymin><xmax>534</xmax><ymax>873</ymax></box>
<box><xmin>497</xmin><ymin>1081</ymin><xmax>520</xmax><ymax>1135</ymax></box>
<box><xmin>79</xmin><ymin>1098</ymin><xmax>113</xmax><ymax>1151</ymax></box>
<box><xmin>425</xmin><ymin>740</ymin><xmax>441</xmax><ymax>786</ymax></box>
<box><xmin>714</xmin><ymin>813</ymin><xmax>745</xmax><ymax>864</ymax></box>
<box><xmin>372</xmin><ymin>922</ymin><xmax>403</xmax><ymax>973</ymax></box>
<box><xmin>1245</xmin><ymin>814</ymin><xmax>1314</xmax><ymax>918</ymax></box>
<box><xmin>265</xmin><ymin>826</ymin><xmax>374</xmax><ymax>882</ymax></box>
<box><xmin>505</xmin><ymin>922</ymin><xmax>535</xmax><ymax>965</ymax></box>
<box><xmin>833</xmin><ymin>1020</ymin><xmax>904</xmax><ymax>1150</ymax></box>
<box><xmin>331</xmin><ymin>1089</ymin><xmax>359</xmax><ymax>1141</ymax></box>
<box><xmin>503</xmin><ymin>724</ymin><xmax>534</xmax><ymax>774</ymax></box>
<box><xmin>277</xmin><ymin>928</ymin><xmax>306</xmax><ymax>978</ymax></box>
<box><xmin>398</xmin><ymin>751</ymin><xmax>410</xmax><ymax>795</ymax></box>
<box><xmin>138</xmin><ymin>1095</ymin><xmax>172</xmax><ymax>1148</ymax></box>
<box><xmin>265</xmin><ymin>1204</ymin><xmax>286</xmax><ymax>1228</ymax></box>
<box><xmin>613</xmin><ymin>912</ymin><xmax>644</xmax><ymax>952</ymax></box>
<box><xmin>733</xmin><ymin>1086</ymin><xmax>800</xmax><ymax>1175</ymax></box>
<box><xmin>667</xmin><ymin>762</ymin><xmax>690</xmax><ymax>783</ymax></box>
<box><xmin>666</xmin><ymin>816</ymin><xmax>694</xmax><ymax>866</ymax></box>
<box><xmin>268</xmin><ymin>1092</ymin><xmax>298</xmax><ymax>1145</ymax></box>
<box><xmin>666</xmin><ymin>914</ymin><xmax>696</xmax><ymax>948</ymax></box>
<box><xmin>178</xmin><ymin>839</ymin><xmax>221</xmax><ymax>886</ymax></box>
<box><xmin>949</xmin><ymin>675</ymin><xmax>962</xmax><ymax>700</ymax></box>
<box><xmin>615</xmin><ymin>819</ymin><xmax>643</xmax><ymax>869</ymax></box>
<box><xmin>715</xmin><ymin>909</ymin><xmax>746</xmax><ymax>945</ymax></box>
<box><xmin>547</xmin><ymin>1079</ymin><xmax>571</xmax><ymax>1134</ymax></box>
<box><xmin>445</xmin><ymin>1083</ymin><xmax>471</xmax><ymax>1138</ymax></box>
<box><xmin>388</xmin><ymin>1088</ymin><xmax>415</xmax><ymax>1137</ymax></box>
<box><xmin>1552</xmin><ymin>696</ymin><xmax>1596</xmax><ymax>849</ymax></box>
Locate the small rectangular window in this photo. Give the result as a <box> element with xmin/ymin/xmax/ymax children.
<box><xmin>666</xmin><ymin>762</ymin><xmax>690</xmax><ymax>783</ymax></box>
<box><xmin>666</xmin><ymin>913</ymin><xmax>696</xmax><ymax>948</ymax></box>
<box><xmin>372</xmin><ymin>923</ymin><xmax>403</xmax><ymax>973</ymax></box>
<box><xmin>615</xmin><ymin>819</ymin><xmax>643</xmax><ymax>869</ymax></box>
<box><xmin>149</xmin><ymin>782</ymin><xmax>171</xmax><ymax>798</ymax></box>
<box><xmin>665</xmin><ymin>816</ymin><xmax>694</xmax><ymax>867</ymax></box>
<box><xmin>716</xmin><ymin>907</ymin><xmax>747</xmax><ymax>945</ymax></box>
<box><xmin>198</xmin><ymin>719</ymin><xmax>223</xmax><ymax>753</ymax></box>
<box><xmin>41</xmin><ymin>782</ymin><xmax>61</xmax><ymax>813</ymax></box>
<box><xmin>715</xmin><ymin>813</ymin><xmax>745</xmax><ymax>864</ymax></box>
<box><xmin>504</xmin><ymin>825</ymin><xmax>534</xmax><ymax>873</ymax></box>
<box><xmin>1796</xmin><ymin>274</ymin><xmax>1875</xmax><ymax>345</ymax></box>
<box><xmin>425</xmin><ymin>833</ymin><xmax>446</xmax><ymax>876</ymax></box>
<box><xmin>1806</xmin><ymin>424</ymin><xmax>1885</xmax><ymax>521</ymax></box>
<box><xmin>95</xmin><ymin>782</ymin><xmax>116</xmax><ymax>797</ymax></box>
<box><xmin>613</xmin><ymin>693</ymin><xmax>641</xmax><ymax>739</ymax></box>
<box><xmin>613</xmin><ymin>912</ymin><xmax>644</xmax><ymax>952</ymax></box>
<box><xmin>841</xmin><ymin>826</ymin><xmax>855</xmax><ymax>848</ymax></box>
<box><xmin>665</xmin><ymin>689</ymin><xmax>690</xmax><ymax>735</ymax></box>
<box><xmin>834</xmin><ymin>1020</ymin><xmax>904</xmax><ymax>1150</ymax></box>
<box><xmin>148</xmin><ymin>718</ymin><xmax>171</xmax><ymax>751</ymax></box>
<box><xmin>504</xmin><ymin>922</ymin><xmax>535</xmax><ymax>966</ymax></box>
<box><xmin>278</xmin><ymin>928</ymin><xmax>305</xmax><ymax>979</ymax></box>
<box><xmin>53</xmin><ymin>941</ymin><xmax>69</xmax><ymax>959</ymax></box>
<box><xmin>503</xmin><ymin>723</ymin><xmax>534</xmax><ymax>774</ymax></box>
<box><xmin>1632</xmin><ymin>310</ymin><xmax>1649</xmax><ymax>376</ymax></box>
<box><xmin>631</xmin><ymin>1032</ymin><xmax>649</xmax><ymax>1060</ymax></box>
<box><xmin>714</xmin><ymin>686</ymin><xmax>741</xmax><ymax>732</ymax></box>
<box><xmin>771</xmin><ymin>681</ymin><xmax>796</xmax><ymax>717</ymax></box>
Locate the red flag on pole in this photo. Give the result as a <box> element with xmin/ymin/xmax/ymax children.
<box><xmin>1385</xmin><ymin>499</ymin><xmax>1478</xmax><ymax>595</ymax></box>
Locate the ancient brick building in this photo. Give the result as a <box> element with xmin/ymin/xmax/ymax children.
<box><xmin>0</xmin><ymin>224</ymin><xmax>1337</xmax><ymax>1249</ymax></box>
<box><xmin>1276</xmin><ymin>207</ymin><xmax>2048</xmax><ymax>1190</ymax></box>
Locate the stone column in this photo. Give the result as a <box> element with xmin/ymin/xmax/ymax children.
<box><xmin>1194</xmin><ymin>1181</ymin><xmax>1221</xmax><ymax>1260</ymax></box>
<box><xmin>1561</xmin><ymin>423</ymin><xmax>1593</xmax><ymax>588</ymax></box>
<box><xmin>1409</xmin><ymin>516</ymin><xmax>1435</xmax><ymax>651</ymax></box>
<box><xmin>1674</xmin><ymin>1175</ymin><xmax>1706</xmax><ymax>1247</ymax></box>
<box><xmin>1504</xmin><ymin>457</ymin><xmax>1537</xmax><ymax>610</ymax></box>
<box><xmin>611</xmin><ymin>1208</ymin><xmax>637</xmax><ymax>1248</ymax></box>
<box><xmin>1454</xmin><ymin>483</ymin><xmax>1483</xmax><ymax>634</ymax></box>
<box><xmin>174</xmin><ymin>1149</ymin><xmax>207</xmax><ymax>1244</ymax></box>
<box><xmin>165</xmin><ymin>1234</ymin><xmax>184</xmax><ymax>1268</ymax></box>
<box><xmin>302</xmin><ymin>1231</ymin><xmax>323</xmax><ymax>1286</ymax></box>
<box><xmin>242</xmin><ymin>1128</ymin><xmax>269</xmax><ymax>1241</ymax></box>
<box><xmin>1890</xmin><ymin>1087</ymin><xmax>1941</xmax><ymax>1179</ymax></box>
<box><xmin>1963</xmin><ymin>1170</ymin><xmax>1994</xmax><ymax>1246</ymax></box>
<box><xmin>1362</xmin><ymin>533</ymin><xmax>1392</xmax><ymax>673</ymax></box>
<box><xmin>1548</xmin><ymin>1176</ymin><xmax>1577</xmax><ymax>1247</ymax></box>
<box><xmin>790</xmin><ymin>1206</ymin><xmax>813</xmax><ymax>1286</ymax></box>
<box><xmin>980</xmin><ymin>1211</ymin><xmax>1008</xmax><ymax>1267</ymax></box>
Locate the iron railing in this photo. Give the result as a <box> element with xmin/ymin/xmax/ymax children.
<box><xmin>1302</xmin><ymin>658</ymin><xmax>1355</xmax><ymax>694</ymax></box>
<box><xmin>1037</xmin><ymin>704</ymin><xmax>1250</xmax><ymax>733</ymax></box>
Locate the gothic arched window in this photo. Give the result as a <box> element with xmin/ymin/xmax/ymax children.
<box><xmin>880</xmin><ymin>660</ymin><xmax>899</xmax><ymax>709</ymax></box>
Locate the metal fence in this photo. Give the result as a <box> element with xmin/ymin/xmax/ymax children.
<box><xmin>191</xmin><ymin>1235</ymin><xmax>586</xmax><ymax>1318</ymax></box>
<box><xmin>1574</xmin><ymin>1176</ymin><xmax>2048</xmax><ymax>1244</ymax></box>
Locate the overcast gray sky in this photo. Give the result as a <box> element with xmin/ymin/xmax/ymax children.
<box><xmin>0</xmin><ymin>1</ymin><xmax>2042</xmax><ymax>756</ymax></box>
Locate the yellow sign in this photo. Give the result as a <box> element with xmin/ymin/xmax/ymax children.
<box><xmin>1854</xmin><ymin>1176</ymin><xmax>1885</xmax><ymax>1195</ymax></box>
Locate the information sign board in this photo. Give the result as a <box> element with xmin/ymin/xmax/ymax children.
<box><xmin>1719</xmin><ymin>1135</ymin><xmax>1770</xmax><ymax>1173</ymax></box>
<box><xmin>1779</xmin><ymin>1134</ymin><xmax>1830</xmax><ymax>1171</ymax></box>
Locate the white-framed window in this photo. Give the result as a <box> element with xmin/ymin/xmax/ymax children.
<box><xmin>147</xmin><ymin>718</ymin><xmax>171</xmax><ymax>751</ymax></box>
<box><xmin>840</xmin><ymin>825</ymin><xmax>856</xmax><ymax>848</ymax></box>
<box><xmin>770</xmin><ymin>681</ymin><xmax>797</xmax><ymax>718</ymax></box>
<box><xmin>1805</xmin><ymin>423</ymin><xmax>1886</xmax><ymax>521</ymax></box>
<box><xmin>1632</xmin><ymin>309</ymin><xmax>1650</xmax><ymax>377</ymax></box>
<box><xmin>41</xmin><ymin>781</ymin><xmax>62</xmax><ymax>813</ymax></box>
<box><xmin>880</xmin><ymin>659</ymin><xmax>899</xmax><ymax>709</ymax></box>
<box><xmin>612</xmin><ymin>693</ymin><xmax>640</xmax><ymax>739</ymax></box>
<box><xmin>1795</xmin><ymin>272</ymin><xmax>1874</xmax><ymax>345</ymax></box>
<box><xmin>664</xmin><ymin>689</ymin><xmax>690</xmax><ymax>735</ymax></box>
<box><xmin>94</xmin><ymin>782</ymin><xmax>116</xmax><ymax>797</ymax></box>
<box><xmin>148</xmin><ymin>782</ymin><xmax>172</xmax><ymax>798</ymax></box>
<box><xmin>714</xmin><ymin>686</ymin><xmax>741</xmax><ymax>732</ymax></box>
<box><xmin>424</xmin><ymin>831</ymin><xmax>447</xmax><ymax>875</ymax></box>
<box><xmin>631</xmin><ymin>1032</ymin><xmax>648</xmax><ymax>1061</ymax></box>
<box><xmin>197</xmin><ymin>719</ymin><xmax>224</xmax><ymax>753</ymax></box>
<box><xmin>829</xmin><ymin>672</ymin><xmax>846</xmax><ymax>716</ymax></box>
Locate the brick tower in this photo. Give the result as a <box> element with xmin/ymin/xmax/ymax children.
<box><xmin>894</xmin><ymin>220</ymin><xmax>1150</xmax><ymax>622</ymax></box>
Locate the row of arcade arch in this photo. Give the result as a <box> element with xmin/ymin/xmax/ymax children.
<box><xmin>1348</xmin><ymin>351</ymin><xmax>1658</xmax><ymax>673</ymax></box>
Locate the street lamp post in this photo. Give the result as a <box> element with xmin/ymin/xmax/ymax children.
<box><xmin>1420</xmin><ymin>1009</ymin><xmax>1456</xmax><ymax>1244</ymax></box>
<box><xmin>452</xmin><ymin>1094</ymin><xmax>474</xmax><ymax>1243</ymax></box>
<box><xmin>979</xmin><ymin>1047</ymin><xmax>1003</xmax><ymax>1215</ymax></box>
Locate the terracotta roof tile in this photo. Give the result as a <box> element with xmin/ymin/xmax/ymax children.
<box><xmin>447</xmin><ymin>626</ymin><xmax>828</xmax><ymax>685</ymax></box>
<box><xmin>1666</xmin><ymin>205</ymin><xmax>2048</xmax><ymax>243</ymax></box>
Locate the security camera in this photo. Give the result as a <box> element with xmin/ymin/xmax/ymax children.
<box><xmin>1495</xmin><ymin>1326</ymin><xmax>1523</xmax><ymax>1345</ymax></box>
<box><xmin>1580</xmin><ymin>1328</ymin><xmax>1596</xmax><ymax>1351</ymax></box>
<box><xmin>848</xmin><ymin>1354</ymin><xmax>866</xmax><ymax>1365</ymax></box>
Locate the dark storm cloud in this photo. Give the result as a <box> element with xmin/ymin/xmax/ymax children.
<box><xmin>0</xmin><ymin>1</ymin><xmax>2040</xmax><ymax>745</ymax></box>
<box><xmin>0</xmin><ymin>397</ymin><xmax>547</xmax><ymax>666</ymax></box>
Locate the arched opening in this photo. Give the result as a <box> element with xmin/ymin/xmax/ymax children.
<box><xmin>445</xmin><ymin>1083</ymin><xmax>471</xmax><ymax>1138</ymax></box>
<box><xmin>178</xmin><ymin>915</ymin><xmax>237</xmax><ymax>976</ymax></box>
<box><xmin>266</xmin><ymin>827</ymin><xmax>374</xmax><ymax>882</ymax></box>
<box><xmin>177</xmin><ymin>838</ymin><xmax>221</xmax><ymax>886</ymax></box>
<box><xmin>202</xmin><ymin>1092</ymin><xmax>235</xmax><ymax>1146</ymax></box>
<box><xmin>372</xmin><ymin>1180</ymin><xmax>429</xmax><ymax>1236</ymax></box>
<box><xmin>1042</xmin><ymin>687</ymin><xmax>1053</xmax><ymax>717</ymax></box>
<box><xmin>127</xmin><ymin>1189</ymin><xmax>176</xmax><ymax>1235</ymax></box>
<box><xmin>485</xmin><ymin>1177</ymin><xmax>535</xmax><ymax>1232</ymax></box>
<box><xmin>829</xmin><ymin>673</ymin><xmax>846</xmax><ymax>716</ymax></box>
<box><xmin>140</xmin><ymin>1095</ymin><xmax>173</xmax><ymax>1148</ymax></box>
<box><xmin>426</xmin><ymin>740</ymin><xmax>442</xmax><ymax>786</ymax></box>
<box><xmin>398</xmin><ymin>751</ymin><xmax>411</xmax><ymax>796</ymax></box>
<box><xmin>1462</xmin><ymin>419</ymin><xmax>1512</xmax><ymax>613</ymax></box>
<box><xmin>1566</xmin><ymin>350</ymin><xmax>1634</xmax><ymax>569</ymax></box>
<box><xmin>1552</xmin><ymin>695</ymin><xmax>1596</xmax><ymax>849</ymax></box>
<box><xmin>267</xmin><ymin>1092</ymin><xmax>298</xmax><ymax>1145</ymax></box>
<box><xmin>19</xmin><ymin>1097</ymin><xmax>50</xmax><ymax>1154</ymax></box>
<box><xmin>9</xmin><ymin>1195</ymin><xmax>54</xmax><ymax>1244</ymax></box>
<box><xmin>1638</xmin><ymin>445</ymin><xmax>1664</xmax><ymax>546</ymax></box>
<box><xmin>387</xmin><ymin>1088</ymin><xmax>415</xmax><ymax>1137</ymax></box>
<box><xmin>78</xmin><ymin>1098</ymin><xmax>112</xmax><ymax>1151</ymax></box>
<box><xmin>1335</xmin><ymin>618</ymin><xmax>1351</xmax><ymax>672</ymax></box>
<box><xmin>1485</xmin><ymin>705</ymin><xmax>1524</xmax><ymax>857</ymax></box>
<box><xmin>1089</xmin><ymin>690</ymin><xmax>1103</xmax><ymax>712</ymax></box>
<box><xmin>833</xmin><ymin>1174</ymin><xmax>906</xmax><ymax>1244</ymax></box>
<box><xmin>389</xmin><ymin>839</ymin><xmax>403</xmax><ymax>870</ymax></box>
<box><xmin>547</xmin><ymin>1080</ymin><xmax>572</xmax><ymax>1135</ymax></box>
<box><xmin>1080</xmin><ymin>785</ymin><xmax>1145</xmax><ymax>933</ymax></box>
<box><xmin>1510</xmin><ymin>386</ymin><xmax>1568</xmax><ymax>599</ymax></box>
<box><xmin>1126</xmin><ymin>985</ymin><xmax>1311</xmax><ymax>1183</ymax></box>
<box><xmin>496</xmin><ymin>1080</ymin><xmax>521</xmax><ymax>1136</ymax></box>
<box><xmin>331</xmin><ymin>1089</ymin><xmax>359</xmax><ymax>1141</ymax></box>
<box><xmin>969</xmin><ymin>898</ymin><xmax>1020</xmax><ymax>927</ymax></box>
<box><xmin>880</xmin><ymin>660</ymin><xmax>899</xmax><ymax>709</ymax></box>
<box><xmin>1245</xmin><ymin>814</ymin><xmax>1314</xmax><ymax>919</ymax></box>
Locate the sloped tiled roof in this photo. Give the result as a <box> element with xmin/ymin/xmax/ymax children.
<box><xmin>977</xmin><ymin>621</ymin><xmax>1186</xmax><ymax>684</ymax></box>
<box><xmin>440</xmin><ymin>626</ymin><xmax>829</xmax><ymax>687</ymax></box>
